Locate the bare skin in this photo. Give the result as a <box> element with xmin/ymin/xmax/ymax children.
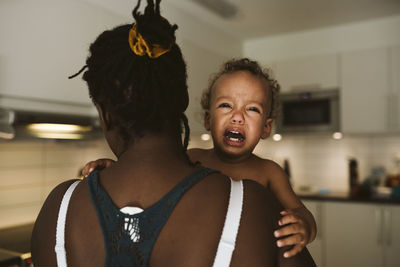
<box><xmin>32</xmin><ymin>132</ymin><xmax>316</xmax><ymax>266</ymax></box>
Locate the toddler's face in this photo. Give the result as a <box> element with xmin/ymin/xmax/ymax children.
<box><xmin>205</xmin><ymin>70</ymin><xmax>273</xmax><ymax>160</ymax></box>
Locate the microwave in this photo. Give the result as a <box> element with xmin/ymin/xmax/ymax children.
<box><xmin>275</xmin><ymin>89</ymin><xmax>340</xmax><ymax>134</ymax></box>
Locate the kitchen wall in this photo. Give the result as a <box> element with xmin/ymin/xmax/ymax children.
<box><xmin>190</xmin><ymin>134</ymin><xmax>400</xmax><ymax>192</ymax></box>
<box><xmin>0</xmin><ymin>138</ymin><xmax>114</xmax><ymax>229</ymax></box>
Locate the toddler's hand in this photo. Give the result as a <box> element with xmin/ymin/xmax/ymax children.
<box><xmin>274</xmin><ymin>209</ymin><xmax>310</xmax><ymax>258</ymax></box>
<box><xmin>81</xmin><ymin>158</ymin><xmax>115</xmax><ymax>177</ymax></box>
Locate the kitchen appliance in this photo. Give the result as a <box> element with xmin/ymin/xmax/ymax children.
<box><xmin>275</xmin><ymin>89</ymin><xmax>340</xmax><ymax>134</ymax></box>
<box><xmin>0</xmin><ymin>95</ymin><xmax>101</xmax><ymax>140</ymax></box>
<box><xmin>0</xmin><ymin>108</ymin><xmax>101</xmax><ymax>141</ymax></box>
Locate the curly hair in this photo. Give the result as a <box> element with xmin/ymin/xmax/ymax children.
<box><xmin>201</xmin><ymin>58</ymin><xmax>280</xmax><ymax>119</ymax></box>
<box><xmin>80</xmin><ymin>0</ymin><xmax>190</xmax><ymax>149</ymax></box>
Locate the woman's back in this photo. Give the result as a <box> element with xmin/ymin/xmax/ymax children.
<box><xmin>32</xmin><ymin>154</ymin><xmax>314</xmax><ymax>267</ymax></box>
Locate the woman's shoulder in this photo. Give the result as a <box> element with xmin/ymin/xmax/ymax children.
<box><xmin>187</xmin><ymin>148</ymin><xmax>210</xmax><ymax>163</ymax></box>
<box><xmin>31</xmin><ymin>179</ymin><xmax>81</xmax><ymax>265</ymax></box>
<box><xmin>35</xmin><ymin>179</ymin><xmax>82</xmax><ymax>223</ymax></box>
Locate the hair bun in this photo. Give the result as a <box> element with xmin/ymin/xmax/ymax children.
<box><xmin>131</xmin><ymin>0</ymin><xmax>177</xmax><ymax>57</ymax></box>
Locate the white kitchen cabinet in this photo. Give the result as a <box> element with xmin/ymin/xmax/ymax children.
<box><xmin>325</xmin><ymin>202</ymin><xmax>382</xmax><ymax>267</ymax></box>
<box><xmin>340</xmin><ymin>47</ymin><xmax>390</xmax><ymax>134</ymax></box>
<box><xmin>389</xmin><ymin>46</ymin><xmax>400</xmax><ymax>131</ymax></box>
<box><xmin>324</xmin><ymin>202</ymin><xmax>400</xmax><ymax>267</ymax></box>
<box><xmin>0</xmin><ymin>0</ymin><xmax>124</xmax><ymax>109</ymax></box>
<box><xmin>303</xmin><ymin>200</ymin><xmax>324</xmax><ymax>267</ymax></box>
<box><xmin>383</xmin><ymin>205</ymin><xmax>400</xmax><ymax>267</ymax></box>
<box><xmin>275</xmin><ymin>54</ymin><xmax>339</xmax><ymax>93</ymax></box>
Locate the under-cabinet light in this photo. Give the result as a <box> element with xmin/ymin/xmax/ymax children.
<box><xmin>27</xmin><ymin>123</ymin><xmax>92</xmax><ymax>133</ymax></box>
<box><xmin>32</xmin><ymin>132</ymin><xmax>84</xmax><ymax>139</ymax></box>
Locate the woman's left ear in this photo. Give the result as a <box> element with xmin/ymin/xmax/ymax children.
<box><xmin>95</xmin><ymin>103</ymin><xmax>112</xmax><ymax>131</ymax></box>
<box><xmin>261</xmin><ymin>118</ymin><xmax>273</xmax><ymax>139</ymax></box>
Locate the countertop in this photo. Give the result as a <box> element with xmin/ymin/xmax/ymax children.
<box><xmin>0</xmin><ymin>223</ymin><xmax>33</xmax><ymax>266</ymax></box>
<box><xmin>297</xmin><ymin>190</ymin><xmax>400</xmax><ymax>205</ymax></box>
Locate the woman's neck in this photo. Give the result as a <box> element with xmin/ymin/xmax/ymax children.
<box><xmin>116</xmin><ymin>133</ymin><xmax>189</xmax><ymax>168</ymax></box>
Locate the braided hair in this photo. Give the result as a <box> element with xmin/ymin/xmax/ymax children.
<box><xmin>79</xmin><ymin>0</ymin><xmax>190</xmax><ymax>150</ymax></box>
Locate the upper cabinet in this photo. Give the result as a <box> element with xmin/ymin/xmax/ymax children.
<box><xmin>390</xmin><ymin>46</ymin><xmax>400</xmax><ymax>131</ymax></box>
<box><xmin>340</xmin><ymin>47</ymin><xmax>389</xmax><ymax>134</ymax></box>
<box><xmin>272</xmin><ymin>46</ymin><xmax>400</xmax><ymax>134</ymax></box>
<box><xmin>275</xmin><ymin>54</ymin><xmax>339</xmax><ymax>92</ymax></box>
<box><xmin>0</xmin><ymin>0</ymin><xmax>126</xmax><ymax>116</ymax></box>
<box><xmin>340</xmin><ymin>46</ymin><xmax>400</xmax><ymax>134</ymax></box>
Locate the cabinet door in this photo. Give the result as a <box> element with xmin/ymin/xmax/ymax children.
<box><xmin>275</xmin><ymin>54</ymin><xmax>339</xmax><ymax>93</ymax></box>
<box><xmin>341</xmin><ymin>47</ymin><xmax>389</xmax><ymax>133</ymax></box>
<box><xmin>303</xmin><ymin>200</ymin><xmax>324</xmax><ymax>267</ymax></box>
<box><xmin>389</xmin><ymin>46</ymin><xmax>400</xmax><ymax>131</ymax></box>
<box><xmin>0</xmin><ymin>1</ymin><xmax>122</xmax><ymax>106</ymax></box>
<box><xmin>384</xmin><ymin>206</ymin><xmax>400</xmax><ymax>267</ymax></box>
<box><xmin>325</xmin><ymin>202</ymin><xmax>383</xmax><ymax>267</ymax></box>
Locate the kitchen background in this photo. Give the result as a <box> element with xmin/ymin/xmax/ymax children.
<box><xmin>1</xmin><ymin>0</ymin><xmax>400</xmax><ymax>266</ymax></box>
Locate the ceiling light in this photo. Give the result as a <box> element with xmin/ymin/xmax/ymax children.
<box><xmin>272</xmin><ymin>134</ymin><xmax>282</xmax><ymax>141</ymax></box>
<box><xmin>332</xmin><ymin>132</ymin><xmax>343</xmax><ymax>140</ymax></box>
<box><xmin>201</xmin><ymin>133</ymin><xmax>211</xmax><ymax>141</ymax></box>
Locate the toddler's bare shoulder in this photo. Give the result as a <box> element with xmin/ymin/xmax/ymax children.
<box><xmin>257</xmin><ymin>158</ymin><xmax>285</xmax><ymax>174</ymax></box>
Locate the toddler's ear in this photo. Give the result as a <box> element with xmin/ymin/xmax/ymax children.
<box><xmin>261</xmin><ymin>118</ymin><xmax>273</xmax><ymax>139</ymax></box>
<box><xmin>204</xmin><ymin>110</ymin><xmax>211</xmax><ymax>131</ymax></box>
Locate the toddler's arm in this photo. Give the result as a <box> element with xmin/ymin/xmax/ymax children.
<box><xmin>266</xmin><ymin>161</ymin><xmax>317</xmax><ymax>258</ymax></box>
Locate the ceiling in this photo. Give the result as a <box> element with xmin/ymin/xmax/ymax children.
<box><xmin>166</xmin><ymin>0</ymin><xmax>400</xmax><ymax>40</ymax></box>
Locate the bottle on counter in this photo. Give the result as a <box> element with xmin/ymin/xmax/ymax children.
<box><xmin>283</xmin><ymin>158</ymin><xmax>291</xmax><ymax>184</ymax></box>
<box><xmin>348</xmin><ymin>158</ymin><xmax>359</xmax><ymax>197</ymax></box>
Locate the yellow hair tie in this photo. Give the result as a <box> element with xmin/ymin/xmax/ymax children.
<box><xmin>128</xmin><ymin>23</ymin><xmax>172</xmax><ymax>58</ymax></box>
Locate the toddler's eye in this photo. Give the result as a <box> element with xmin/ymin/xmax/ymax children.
<box><xmin>218</xmin><ymin>103</ymin><xmax>231</xmax><ymax>108</ymax></box>
<box><xmin>248</xmin><ymin>107</ymin><xmax>261</xmax><ymax>113</ymax></box>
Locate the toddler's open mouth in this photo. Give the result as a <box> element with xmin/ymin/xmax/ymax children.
<box><xmin>223</xmin><ymin>129</ymin><xmax>245</xmax><ymax>146</ymax></box>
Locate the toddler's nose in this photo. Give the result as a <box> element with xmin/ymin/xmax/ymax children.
<box><xmin>231</xmin><ymin>111</ymin><xmax>244</xmax><ymax>124</ymax></box>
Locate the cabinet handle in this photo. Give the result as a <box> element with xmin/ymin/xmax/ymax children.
<box><xmin>316</xmin><ymin>203</ymin><xmax>322</xmax><ymax>239</ymax></box>
<box><xmin>375</xmin><ymin>209</ymin><xmax>382</xmax><ymax>245</ymax></box>
<box><xmin>387</xmin><ymin>94</ymin><xmax>399</xmax><ymax>130</ymax></box>
<box><xmin>384</xmin><ymin>209</ymin><xmax>392</xmax><ymax>246</ymax></box>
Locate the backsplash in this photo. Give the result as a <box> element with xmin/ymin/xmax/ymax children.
<box><xmin>190</xmin><ymin>134</ymin><xmax>400</xmax><ymax>192</ymax></box>
<box><xmin>0</xmin><ymin>139</ymin><xmax>114</xmax><ymax>229</ymax></box>
<box><xmin>1</xmin><ymin>134</ymin><xmax>399</xmax><ymax>228</ymax></box>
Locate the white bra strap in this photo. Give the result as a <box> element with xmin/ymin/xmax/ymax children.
<box><xmin>213</xmin><ymin>179</ymin><xmax>244</xmax><ymax>267</ymax></box>
<box><xmin>55</xmin><ymin>180</ymin><xmax>80</xmax><ymax>267</ymax></box>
